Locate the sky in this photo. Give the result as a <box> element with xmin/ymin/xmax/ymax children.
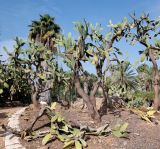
<box><xmin>0</xmin><ymin>0</ymin><xmax>160</xmax><ymax>72</ymax></box>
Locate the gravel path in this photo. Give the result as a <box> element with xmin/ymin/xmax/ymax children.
<box><xmin>5</xmin><ymin>107</ymin><xmax>26</xmax><ymax>149</ymax></box>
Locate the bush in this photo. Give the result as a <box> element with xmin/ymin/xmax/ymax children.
<box><xmin>127</xmin><ymin>98</ymin><xmax>144</xmax><ymax>108</ymax></box>
<box><xmin>132</xmin><ymin>91</ymin><xmax>154</xmax><ymax>101</ymax></box>
<box><xmin>127</xmin><ymin>91</ymin><xmax>154</xmax><ymax>108</ymax></box>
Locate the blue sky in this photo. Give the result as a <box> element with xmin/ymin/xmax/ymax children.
<box><xmin>0</xmin><ymin>0</ymin><xmax>160</xmax><ymax>72</ymax></box>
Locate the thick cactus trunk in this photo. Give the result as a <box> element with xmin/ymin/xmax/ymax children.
<box><xmin>149</xmin><ymin>49</ymin><xmax>160</xmax><ymax>110</ymax></box>
<box><xmin>75</xmin><ymin>77</ymin><xmax>101</xmax><ymax>123</ymax></box>
<box><xmin>38</xmin><ymin>61</ymin><xmax>52</xmax><ymax>105</ymax></box>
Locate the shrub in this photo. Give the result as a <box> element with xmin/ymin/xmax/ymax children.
<box><xmin>127</xmin><ymin>98</ymin><xmax>144</xmax><ymax>108</ymax></box>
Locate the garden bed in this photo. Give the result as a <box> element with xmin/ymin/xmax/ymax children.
<box><xmin>19</xmin><ymin>103</ymin><xmax>160</xmax><ymax>149</ymax></box>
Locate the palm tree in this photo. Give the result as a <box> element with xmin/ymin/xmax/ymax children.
<box><xmin>28</xmin><ymin>14</ymin><xmax>61</xmax><ymax>105</ymax></box>
<box><xmin>111</xmin><ymin>61</ymin><xmax>138</xmax><ymax>96</ymax></box>
<box><xmin>29</xmin><ymin>14</ymin><xmax>60</xmax><ymax>50</ymax></box>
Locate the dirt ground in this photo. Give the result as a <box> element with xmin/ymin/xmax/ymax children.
<box><xmin>19</xmin><ymin>102</ymin><xmax>160</xmax><ymax>149</ymax></box>
<box><xmin>0</xmin><ymin>107</ymin><xmax>22</xmax><ymax>149</ymax></box>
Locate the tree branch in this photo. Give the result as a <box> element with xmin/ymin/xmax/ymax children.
<box><xmin>90</xmin><ymin>80</ymin><xmax>100</xmax><ymax>97</ymax></box>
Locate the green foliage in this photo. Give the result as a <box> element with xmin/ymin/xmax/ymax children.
<box><xmin>126</xmin><ymin>13</ymin><xmax>160</xmax><ymax>64</ymax></box>
<box><xmin>51</xmin><ymin>69</ymin><xmax>77</xmax><ymax>102</ymax></box>
<box><xmin>112</xmin><ymin>123</ymin><xmax>129</xmax><ymax>138</ymax></box>
<box><xmin>132</xmin><ymin>91</ymin><xmax>154</xmax><ymax>101</ymax></box>
<box><xmin>42</xmin><ymin>133</ymin><xmax>52</xmax><ymax>145</ymax></box>
<box><xmin>0</xmin><ymin>38</ymin><xmax>31</xmax><ymax>105</ymax></box>
<box><xmin>125</xmin><ymin>14</ymin><xmax>160</xmax><ymax>110</ymax></box>
<box><xmin>137</xmin><ymin>64</ymin><xmax>151</xmax><ymax>74</ymax></box>
<box><xmin>55</xmin><ymin>19</ymin><xmax>130</xmax><ymax>115</ymax></box>
<box><xmin>41</xmin><ymin>105</ymin><xmax>88</xmax><ymax>148</ymax></box>
<box><xmin>108</xmin><ymin>61</ymin><xmax>138</xmax><ymax>97</ymax></box>
<box><xmin>127</xmin><ymin>91</ymin><xmax>154</xmax><ymax>108</ymax></box>
<box><xmin>127</xmin><ymin>98</ymin><xmax>144</xmax><ymax>108</ymax></box>
<box><xmin>0</xmin><ymin>61</ymin><xmax>9</xmax><ymax>95</ymax></box>
<box><xmin>22</xmin><ymin>103</ymin><xmax>129</xmax><ymax>147</ymax></box>
<box><xmin>0</xmin><ymin>35</ymin><xmax>62</xmax><ymax>105</ymax></box>
<box><xmin>29</xmin><ymin>14</ymin><xmax>61</xmax><ymax>51</ymax></box>
<box><xmin>23</xmin><ymin>103</ymin><xmax>112</xmax><ymax>148</ymax></box>
<box><xmin>136</xmin><ymin>64</ymin><xmax>153</xmax><ymax>92</ymax></box>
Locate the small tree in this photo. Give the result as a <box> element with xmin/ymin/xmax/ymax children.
<box><xmin>4</xmin><ymin>37</ymin><xmax>60</xmax><ymax>108</ymax></box>
<box><xmin>57</xmin><ymin>22</ymin><xmax>101</xmax><ymax>122</ymax></box>
<box><xmin>127</xmin><ymin>13</ymin><xmax>160</xmax><ymax>109</ymax></box>
<box><xmin>1</xmin><ymin>38</ymin><xmax>31</xmax><ymax>105</ymax></box>
<box><xmin>57</xmin><ymin>18</ymin><xmax>129</xmax><ymax>122</ymax></box>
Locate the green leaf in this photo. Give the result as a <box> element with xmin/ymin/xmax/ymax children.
<box><xmin>91</xmin><ymin>55</ymin><xmax>98</xmax><ymax>65</ymax></box>
<box><xmin>42</xmin><ymin>133</ymin><xmax>52</xmax><ymax>145</ymax></box>
<box><xmin>0</xmin><ymin>89</ymin><xmax>3</xmax><ymax>94</ymax></box>
<box><xmin>105</xmin><ymin>51</ymin><xmax>110</xmax><ymax>60</ymax></box>
<box><xmin>38</xmin><ymin>73</ymin><xmax>46</xmax><ymax>80</ymax></box>
<box><xmin>79</xmin><ymin>139</ymin><xmax>87</xmax><ymax>147</ymax></box>
<box><xmin>75</xmin><ymin>140</ymin><xmax>82</xmax><ymax>149</ymax></box>
<box><xmin>57</xmin><ymin>134</ymin><xmax>66</xmax><ymax>142</ymax></box>
<box><xmin>154</xmin><ymin>38</ymin><xmax>160</xmax><ymax>46</ymax></box>
<box><xmin>51</xmin><ymin>124</ymin><xmax>56</xmax><ymax>129</ymax></box>
<box><xmin>51</xmin><ymin>102</ymin><xmax>57</xmax><ymax>110</ymax></box>
<box><xmin>112</xmin><ymin>131</ymin><xmax>124</xmax><ymax>138</ymax></box>
<box><xmin>112</xmin><ymin>124</ymin><xmax>121</xmax><ymax>131</ymax></box>
<box><xmin>119</xmin><ymin>123</ymin><xmax>128</xmax><ymax>132</ymax></box>
<box><xmin>140</xmin><ymin>53</ymin><xmax>146</xmax><ymax>62</ymax></box>
<box><xmin>112</xmin><ymin>122</ymin><xmax>129</xmax><ymax>138</ymax></box>
<box><xmin>57</xmin><ymin>116</ymin><xmax>64</xmax><ymax>122</ymax></box>
<box><xmin>93</xmin><ymin>55</ymin><xmax>98</xmax><ymax>62</ymax></box>
<box><xmin>68</xmin><ymin>32</ymin><xmax>72</xmax><ymax>39</ymax></box>
<box><xmin>50</xmin><ymin>127</ymin><xmax>57</xmax><ymax>134</ymax></box>
<box><xmin>72</xmin><ymin>128</ymin><xmax>82</xmax><ymax>137</ymax></box>
<box><xmin>104</xmin><ymin>32</ymin><xmax>112</xmax><ymax>40</ymax></box>
<box><xmin>96</xmin><ymin>123</ymin><xmax>110</xmax><ymax>135</ymax></box>
<box><xmin>112</xmin><ymin>130</ymin><xmax>128</xmax><ymax>138</ymax></box>
<box><xmin>130</xmin><ymin>41</ymin><xmax>135</xmax><ymax>45</ymax></box>
<box><xmin>4</xmin><ymin>82</ymin><xmax>9</xmax><ymax>88</ymax></box>
<box><xmin>51</xmin><ymin>115</ymin><xmax>58</xmax><ymax>123</ymax></box>
<box><xmin>62</xmin><ymin>125</ymin><xmax>69</xmax><ymax>133</ymax></box>
<box><xmin>63</xmin><ymin>140</ymin><xmax>75</xmax><ymax>149</ymax></box>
